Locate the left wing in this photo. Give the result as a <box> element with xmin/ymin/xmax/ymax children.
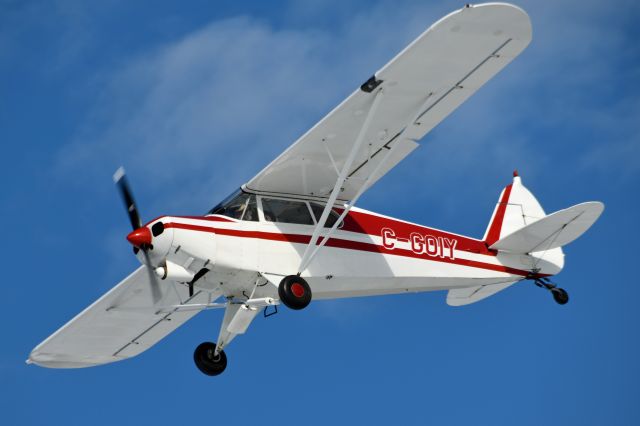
<box><xmin>28</xmin><ymin>267</ymin><xmax>218</xmax><ymax>368</ymax></box>
<box><xmin>245</xmin><ymin>3</ymin><xmax>532</xmax><ymax>202</ymax></box>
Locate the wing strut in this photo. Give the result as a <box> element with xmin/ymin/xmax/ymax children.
<box><xmin>298</xmin><ymin>141</ymin><xmax>398</xmax><ymax>273</ymax></box>
<box><xmin>297</xmin><ymin>87</ymin><xmax>385</xmax><ymax>274</ymax></box>
<box><xmin>297</xmin><ymin>87</ymin><xmax>443</xmax><ymax>274</ymax></box>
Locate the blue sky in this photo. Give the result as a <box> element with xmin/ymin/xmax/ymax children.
<box><xmin>2</xmin><ymin>0</ymin><xmax>639</xmax><ymax>424</ymax></box>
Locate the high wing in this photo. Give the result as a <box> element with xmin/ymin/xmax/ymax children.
<box><xmin>245</xmin><ymin>3</ymin><xmax>531</xmax><ymax>202</ymax></box>
<box><xmin>28</xmin><ymin>267</ymin><xmax>219</xmax><ymax>368</ymax></box>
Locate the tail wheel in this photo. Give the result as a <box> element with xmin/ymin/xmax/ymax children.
<box><xmin>551</xmin><ymin>288</ymin><xmax>569</xmax><ymax>305</ymax></box>
<box><xmin>278</xmin><ymin>275</ymin><xmax>312</xmax><ymax>310</ymax></box>
<box><xmin>531</xmin><ymin>277</ymin><xmax>569</xmax><ymax>306</ymax></box>
<box><xmin>193</xmin><ymin>342</ymin><xmax>227</xmax><ymax>376</ymax></box>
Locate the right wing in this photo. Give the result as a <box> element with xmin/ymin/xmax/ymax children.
<box><xmin>28</xmin><ymin>267</ymin><xmax>219</xmax><ymax>368</ymax></box>
<box><xmin>245</xmin><ymin>3</ymin><xmax>532</xmax><ymax>202</ymax></box>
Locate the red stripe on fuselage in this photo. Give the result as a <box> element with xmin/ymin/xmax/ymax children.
<box><xmin>164</xmin><ymin>220</ymin><xmax>533</xmax><ymax>277</ymax></box>
<box><xmin>167</xmin><ymin>222</ymin><xmax>310</xmax><ymax>244</ymax></box>
<box><xmin>322</xmin><ymin>209</ymin><xmax>498</xmax><ymax>257</ymax></box>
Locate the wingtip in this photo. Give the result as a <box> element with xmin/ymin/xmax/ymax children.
<box><xmin>113</xmin><ymin>167</ymin><xmax>126</xmax><ymax>183</ymax></box>
<box><xmin>586</xmin><ymin>200</ymin><xmax>606</xmax><ymax>215</ymax></box>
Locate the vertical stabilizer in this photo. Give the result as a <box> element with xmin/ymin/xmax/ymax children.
<box><xmin>483</xmin><ymin>171</ymin><xmax>564</xmax><ymax>275</ymax></box>
<box><xmin>483</xmin><ymin>171</ymin><xmax>546</xmax><ymax>245</ymax></box>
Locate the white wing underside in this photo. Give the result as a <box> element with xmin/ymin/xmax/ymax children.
<box><xmin>245</xmin><ymin>3</ymin><xmax>532</xmax><ymax>202</ymax></box>
<box><xmin>28</xmin><ymin>267</ymin><xmax>219</xmax><ymax>368</ymax></box>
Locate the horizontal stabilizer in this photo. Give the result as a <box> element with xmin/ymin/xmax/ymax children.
<box><xmin>447</xmin><ymin>281</ymin><xmax>517</xmax><ymax>306</ymax></box>
<box><xmin>490</xmin><ymin>202</ymin><xmax>604</xmax><ymax>254</ymax></box>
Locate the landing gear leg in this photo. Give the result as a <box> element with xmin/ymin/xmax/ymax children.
<box><xmin>193</xmin><ymin>342</ymin><xmax>227</xmax><ymax>376</ymax></box>
<box><xmin>531</xmin><ymin>276</ymin><xmax>569</xmax><ymax>305</ymax></box>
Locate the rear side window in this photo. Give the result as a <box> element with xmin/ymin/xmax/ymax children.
<box><xmin>310</xmin><ymin>202</ymin><xmax>342</xmax><ymax>228</ymax></box>
<box><xmin>261</xmin><ymin>198</ymin><xmax>314</xmax><ymax>225</ymax></box>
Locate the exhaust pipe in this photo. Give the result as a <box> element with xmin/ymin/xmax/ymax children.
<box><xmin>155</xmin><ymin>260</ymin><xmax>195</xmax><ymax>282</ymax></box>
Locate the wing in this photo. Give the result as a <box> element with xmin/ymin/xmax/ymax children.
<box><xmin>28</xmin><ymin>267</ymin><xmax>218</xmax><ymax>368</ymax></box>
<box><xmin>245</xmin><ymin>4</ymin><xmax>531</xmax><ymax>202</ymax></box>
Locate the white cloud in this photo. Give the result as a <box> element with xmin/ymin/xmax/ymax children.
<box><xmin>54</xmin><ymin>1</ymin><xmax>447</xmax><ymax>213</ymax></box>
<box><xmin>54</xmin><ymin>0</ymin><xmax>639</xmax><ymax>221</ymax></box>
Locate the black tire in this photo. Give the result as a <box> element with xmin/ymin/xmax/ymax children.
<box><xmin>551</xmin><ymin>288</ymin><xmax>569</xmax><ymax>305</ymax></box>
<box><xmin>193</xmin><ymin>342</ymin><xmax>227</xmax><ymax>376</ymax></box>
<box><xmin>278</xmin><ymin>275</ymin><xmax>312</xmax><ymax>310</ymax></box>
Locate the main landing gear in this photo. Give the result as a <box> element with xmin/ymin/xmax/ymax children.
<box><xmin>532</xmin><ymin>276</ymin><xmax>569</xmax><ymax>305</ymax></box>
<box><xmin>193</xmin><ymin>275</ymin><xmax>311</xmax><ymax>376</ymax></box>
<box><xmin>278</xmin><ymin>275</ymin><xmax>312</xmax><ymax>310</ymax></box>
<box><xmin>194</xmin><ymin>342</ymin><xmax>227</xmax><ymax>376</ymax></box>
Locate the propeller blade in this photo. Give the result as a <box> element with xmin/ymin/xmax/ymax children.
<box><xmin>142</xmin><ymin>249</ymin><xmax>162</xmax><ymax>304</ymax></box>
<box><xmin>113</xmin><ymin>167</ymin><xmax>160</xmax><ymax>303</ymax></box>
<box><xmin>113</xmin><ymin>167</ymin><xmax>142</xmax><ymax>230</ymax></box>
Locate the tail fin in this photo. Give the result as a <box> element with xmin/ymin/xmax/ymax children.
<box><xmin>446</xmin><ymin>172</ymin><xmax>603</xmax><ymax>307</ymax></box>
<box><xmin>483</xmin><ymin>171</ymin><xmax>604</xmax><ymax>266</ymax></box>
<box><xmin>483</xmin><ymin>170</ymin><xmax>546</xmax><ymax>245</ymax></box>
<box><xmin>483</xmin><ymin>170</ymin><xmax>561</xmax><ymax>276</ymax></box>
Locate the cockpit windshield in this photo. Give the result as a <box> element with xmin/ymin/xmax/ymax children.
<box><xmin>209</xmin><ymin>189</ymin><xmax>342</xmax><ymax>226</ymax></box>
<box><xmin>208</xmin><ymin>189</ymin><xmax>258</xmax><ymax>221</ymax></box>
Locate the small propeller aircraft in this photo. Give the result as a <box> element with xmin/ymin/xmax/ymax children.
<box><xmin>29</xmin><ymin>3</ymin><xmax>603</xmax><ymax>376</ymax></box>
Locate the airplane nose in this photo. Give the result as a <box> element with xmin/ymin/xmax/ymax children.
<box><xmin>126</xmin><ymin>227</ymin><xmax>152</xmax><ymax>247</ymax></box>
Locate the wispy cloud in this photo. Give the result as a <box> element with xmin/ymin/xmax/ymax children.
<box><xmin>52</xmin><ymin>0</ymin><xmax>639</xmax><ymax>223</ymax></box>
<box><xmin>53</xmin><ymin>1</ymin><xmax>445</xmax><ymax>212</ymax></box>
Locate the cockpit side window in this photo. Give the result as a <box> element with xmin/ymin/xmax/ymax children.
<box><xmin>261</xmin><ymin>198</ymin><xmax>314</xmax><ymax>225</ymax></box>
<box><xmin>241</xmin><ymin>195</ymin><xmax>258</xmax><ymax>222</ymax></box>
<box><xmin>310</xmin><ymin>202</ymin><xmax>342</xmax><ymax>228</ymax></box>
<box><xmin>209</xmin><ymin>189</ymin><xmax>241</xmax><ymax>216</ymax></box>
<box><xmin>208</xmin><ymin>190</ymin><xmax>257</xmax><ymax>221</ymax></box>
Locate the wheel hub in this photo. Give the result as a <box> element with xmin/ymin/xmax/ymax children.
<box><xmin>291</xmin><ymin>282</ymin><xmax>305</xmax><ymax>298</ymax></box>
<box><xmin>194</xmin><ymin>342</ymin><xmax>227</xmax><ymax>376</ymax></box>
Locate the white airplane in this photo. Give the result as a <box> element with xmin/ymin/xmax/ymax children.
<box><xmin>28</xmin><ymin>3</ymin><xmax>603</xmax><ymax>376</ymax></box>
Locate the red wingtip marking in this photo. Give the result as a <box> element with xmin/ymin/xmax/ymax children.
<box><xmin>127</xmin><ymin>227</ymin><xmax>152</xmax><ymax>247</ymax></box>
<box><xmin>513</xmin><ymin>169</ymin><xmax>519</xmax><ymax>177</ymax></box>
